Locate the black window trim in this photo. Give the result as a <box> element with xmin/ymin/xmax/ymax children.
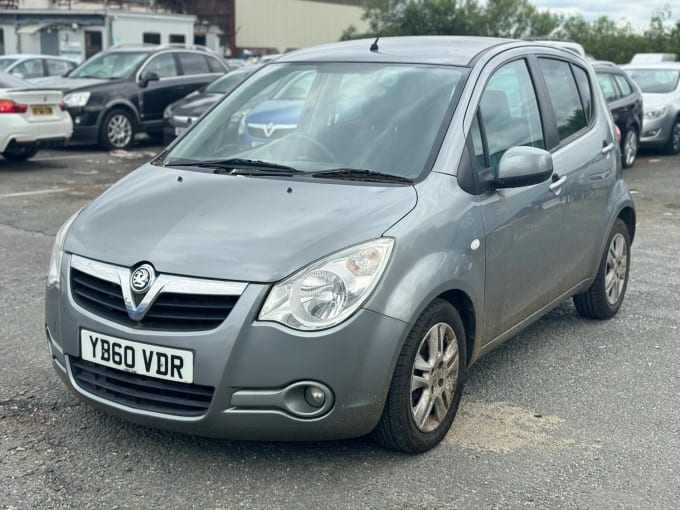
<box><xmin>570</xmin><ymin>62</ymin><xmax>596</xmax><ymax>125</ymax></box>
<box><xmin>533</xmin><ymin>54</ymin><xmax>598</xmax><ymax>153</ymax></box>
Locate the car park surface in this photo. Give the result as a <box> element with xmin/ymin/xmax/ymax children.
<box><xmin>0</xmin><ymin>144</ymin><xmax>678</xmax><ymax>507</ymax></box>
<box><xmin>43</xmin><ymin>37</ymin><xmax>634</xmax><ymax>453</ymax></box>
<box><xmin>43</xmin><ymin>45</ymin><xmax>228</xmax><ymax>149</ymax></box>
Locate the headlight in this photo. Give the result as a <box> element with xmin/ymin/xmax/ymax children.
<box><xmin>644</xmin><ymin>106</ymin><xmax>668</xmax><ymax>119</ymax></box>
<box><xmin>47</xmin><ymin>208</ymin><xmax>84</xmax><ymax>286</ymax></box>
<box><xmin>259</xmin><ymin>238</ymin><xmax>394</xmax><ymax>331</ymax></box>
<box><xmin>63</xmin><ymin>92</ymin><xmax>90</xmax><ymax>108</ymax></box>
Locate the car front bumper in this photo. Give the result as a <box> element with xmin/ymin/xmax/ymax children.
<box><xmin>45</xmin><ymin>254</ymin><xmax>408</xmax><ymax>441</ymax></box>
<box><xmin>639</xmin><ymin>113</ymin><xmax>675</xmax><ymax>147</ymax></box>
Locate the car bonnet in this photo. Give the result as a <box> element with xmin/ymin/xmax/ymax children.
<box><xmin>64</xmin><ymin>163</ymin><xmax>418</xmax><ymax>283</ymax></box>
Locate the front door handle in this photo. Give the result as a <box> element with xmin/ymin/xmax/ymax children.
<box><xmin>548</xmin><ymin>175</ymin><xmax>567</xmax><ymax>195</ymax></box>
<box><xmin>601</xmin><ymin>141</ymin><xmax>615</xmax><ymax>155</ymax></box>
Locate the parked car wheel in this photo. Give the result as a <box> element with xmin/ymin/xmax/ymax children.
<box><xmin>100</xmin><ymin>109</ymin><xmax>135</xmax><ymax>150</ymax></box>
<box><xmin>621</xmin><ymin>127</ymin><xmax>638</xmax><ymax>168</ymax></box>
<box><xmin>665</xmin><ymin>118</ymin><xmax>680</xmax><ymax>155</ymax></box>
<box><xmin>2</xmin><ymin>144</ymin><xmax>39</xmax><ymax>161</ymax></box>
<box><xmin>574</xmin><ymin>219</ymin><xmax>631</xmax><ymax>320</ymax></box>
<box><xmin>373</xmin><ymin>299</ymin><xmax>466</xmax><ymax>453</ymax></box>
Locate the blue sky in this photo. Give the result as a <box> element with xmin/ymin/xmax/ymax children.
<box><xmin>531</xmin><ymin>1</ymin><xmax>680</xmax><ymax>29</ymax></box>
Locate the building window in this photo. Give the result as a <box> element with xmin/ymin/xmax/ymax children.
<box><xmin>143</xmin><ymin>33</ymin><xmax>161</xmax><ymax>45</ymax></box>
<box><xmin>84</xmin><ymin>31</ymin><xmax>102</xmax><ymax>60</ymax></box>
<box><xmin>169</xmin><ymin>34</ymin><xmax>185</xmax><ymax>44</ymax></box>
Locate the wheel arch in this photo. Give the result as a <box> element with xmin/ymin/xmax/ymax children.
<box><xmin>99</xmin><ymin>100</ymin><xmax>142</xmax><ymax>132</ymax></box>
<box><xmin>434</xmin><ymin>289</ymin><xmax>477</xmax><ymax>368</ymax></box>
<box><xmin>618</xmin><ymin>206</ymin><xmax>636</xmax><ymax>242</ymax></box>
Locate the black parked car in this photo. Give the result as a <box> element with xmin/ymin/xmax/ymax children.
<box><xmin>44</xmin><ymin>45</ymin><xmax>228</xmax><ymax>149</ymax></box>
<box><xmin>593</xmin><ymin>62</ymin><xmax>643</xmax><ymax>168</ymax></box>
<box><xmin>163</xmin><ymin>65</ymin><xmax>260</xmax><ymax>144</ymax></box>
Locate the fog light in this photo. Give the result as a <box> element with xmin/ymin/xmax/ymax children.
<box><xmin>643</xmin><ymin>128</ymin><xmax>660</xmax><ymax>138</ymax></box>
<box><xmin>304</xmin><ymin>385</ymin><xmax>326</xmax><ymax>408</ymax></box>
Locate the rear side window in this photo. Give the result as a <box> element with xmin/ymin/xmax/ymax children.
<box><xmin>614</xmin><ymin>74</ymin><xmax>633</xmax><ymax>96</ymax></box>
<box><xmin>572</xmin><ymin>66</ymin><xmax>593</xmax><ymax>123</ymax></box>
<box><xmin>596</xmin><ymin>72</ymin><xmax>619</xmax><ymax>102</ymax></box>
<box><xmin>13</xmin><ymin>59</ymin><xmax>44</xmax><ymax>79</ymax></box>
<box><xmin>178</xmin><ymin>53</ymin><xmax>210</xmax><ymax>75</ymax></box>
<box><xmin>538</xmin><ymin>58</ymin><xmax>587</xmax><ymax>141</ymax></box>
<box><xmin>479</xmin><ymin>59</ymin><xmax>545</xmax><ymax>172</ymax></box>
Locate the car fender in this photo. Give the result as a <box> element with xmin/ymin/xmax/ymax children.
<box><xmin>98</xmin><ymin>99</ymin><xmax>142</xmax><ymax>130</ymax></box>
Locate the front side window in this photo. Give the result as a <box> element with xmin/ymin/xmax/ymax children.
<box><xmin>479</xmin><ymin>59</ymin><xmax>544</xmax><ymax>171</ymax></box>
<box><xmin>70</xmin><ymin>51</ymin><xmax>148</xmax><ymax>79</ymax></box>
<box><xmin>144</xmin><ymin>53</ymin><xmax>178</xmax><ymax>78</ymax></box>
<box><xmin>539</xmin><ymin>58</ymin><xmax>587</xmax><ymax>141</ymax></box>
<box><xmin>614</xmin><ymin>74</ymin><xmax>633</xmax><ymax>96</ymax></box>
<box><xmin>626</xmin><ymin>69</ymin><xmax>680</xmax><ymax>93</ymax></box>
<box><xmin>165</xmin><ymin>62</ymin><xmax>465</xmax><ymax>180</ymax></box>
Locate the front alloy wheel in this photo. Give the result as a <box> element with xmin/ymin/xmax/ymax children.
<box><xmin>100</xmin><ymin>109</ymin><xmax>134</xmax><ymax>150</ymax></box>
<box><xmin>373</xmin><ymin>299</ymin><xmax>466</xmax><ymax>453</ymax></box>
<box><xmin>666</xmin><ymin>120</ymin><xmax>680</xmax><ymax>155</ymax></box>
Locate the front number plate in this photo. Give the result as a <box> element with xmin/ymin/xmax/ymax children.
<box><xmin>80</xmin><ymin>329</ymin><xmax>194</xmax><ymax>384</ymax></box>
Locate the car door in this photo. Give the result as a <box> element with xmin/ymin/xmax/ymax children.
<box><xmin>473</xmin><ymin>58</ymin><xmax>568</xmax><ymax>342</ymax></box>
<box><xmin>537</xmin><ymin>58</ymin><xmax>616</xmax><ymax>286</ymax></box>
<box><xmin>139</xmin><ymin>52</ymin><xmax>183</xmax><ymax>124</ymax></box>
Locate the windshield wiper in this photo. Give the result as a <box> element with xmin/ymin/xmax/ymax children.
<box><xmin>164</xmin><ymin>158</ymin><xmax>304</xmax><ymax>176</ymax></box>
<box><xmin>311</xmin><ymin>168</ymin><xmax>413</xmax><ymax>184</ymax></box>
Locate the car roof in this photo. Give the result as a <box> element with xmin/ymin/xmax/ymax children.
<box><xmin>277</xmin><ymin>36</ymin><xmax>521</xmax><ymax>66</ymax></box>
<box><xmin>621</xmin><ymin>62</ymin><xmax>680</xmax><ymax>70</ymax></box>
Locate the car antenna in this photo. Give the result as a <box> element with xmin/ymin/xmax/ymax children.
<box><xmin>370</xmin><ymin>36</ymin><xmax>380</xmax><ymax>52</ymax></box>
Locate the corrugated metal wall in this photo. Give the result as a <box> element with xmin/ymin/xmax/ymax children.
<box><xmin>235</xmin><ymin>0</ymin><xmax>368</xmax><ymax>52</ymax></box>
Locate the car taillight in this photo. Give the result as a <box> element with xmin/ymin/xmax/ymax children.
<box><xmin>0</xmin><ymin>100</ymin><xmax>28</xmax><ymax>114</ymax></box>
<box><xmin>59</xmin><ymin>101</ymin><xmax>66</xmax><ymax>111</ymax></box>
<box><xmin>615</xmin><ymin>125</ymin><xmax>621</xmax><ymax>143</ymax></box>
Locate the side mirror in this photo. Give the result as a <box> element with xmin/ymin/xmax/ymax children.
<box><xmin>495</xmin><ymin>146</ymin><xmax>553</xmax><ymax>189</ymax></box>
<box><xmin>139</xmin><ymin>71</ymin><xmax>160</xmax><ymax>88</ymax></box>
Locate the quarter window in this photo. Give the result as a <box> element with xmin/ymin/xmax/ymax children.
<box><xmin>178</xmin><ymin>53</ymin><xmax>210</xmax><ymax>75</ymax></box>
<box><xmin>538</xmin><ymin>58</ymin><xmax>587</xmax><ymax>141</ymax></box>
<box><xmin>479</xmin><ymin>59</ymin><xmax>545</xmax><ymax>171</ymax></box>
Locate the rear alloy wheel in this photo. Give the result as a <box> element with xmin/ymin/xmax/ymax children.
<box><xmin>100</xmin><ymin>109</ymin><xmax>134</xmax><ymax>150</ymax></box>
<box><xmin>2</xmin><ymin>144</ymin><xmax>39</xmax><ymax>161</ymax></box>
<box><xmin>574</xmin><ymin>219</ymin><xmax>631</xmax><ymax>320</ymax></box>
<box><xmin>621</xmin><ymin>128</ymin><xmax>638</xmax><ymax>168</ymax></box>
<box><xmin>373</xmin><ymin>299</ymin><xmax>466</xmax><ymax>453</ymax></box>
<box><xmin>665</xmin><ymin>119</ymin><xmax>680</xmax><ymax>155</ymax></box>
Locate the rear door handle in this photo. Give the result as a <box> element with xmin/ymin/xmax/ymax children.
<box><xmin>601</xmin><ymin>142</ymin><xmax>615</xmax><ymax>155</ymax></box>
<box><xmin>549</xmin><ymin>175</ymin><xmax>567</xmax><ymax>195</ymax></box>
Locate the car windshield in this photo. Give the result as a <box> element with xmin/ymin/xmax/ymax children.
<box><xmin>0</xmin><ymin>58</ymin><xmax>18</xmax><ymax>71</ymax></box>
<box><xmin>205</xmin><ymin>68</ymin><xmax>256</xmax><ymax>94</ymax></box>
<box><xmin>69</xmin><ymin>51</ymin><xmax>148</xmax><ymax>79</ymax></box>
<box><xmin>165</xmin><ymin>62</ymin><xmax>466</xmax><ymax>180</ymax></box>
<box><xmin>626</xmin><ymin>69</ymin><xmax>680</xmax><ymax>93</ymax></box>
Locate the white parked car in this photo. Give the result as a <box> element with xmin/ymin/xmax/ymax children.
<box><xmin>0</xmin><ymin>72</ymin><xmax>73</xmax><ymax>161</ymax></box>
<box><xmin>0</xmin><ymin>54</ymin><xmax>78</xmax><ymax>84</ymax></box>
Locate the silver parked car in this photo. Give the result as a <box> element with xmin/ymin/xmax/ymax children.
<box><xmin>622</xmin><ymin>63</ymin><xmax>680</xmax><ymax>154</ymax></box>
<box><xmin>45</xmin><ymin>37</ymin><xmax>635</xmax><ymax>453</ymax></box>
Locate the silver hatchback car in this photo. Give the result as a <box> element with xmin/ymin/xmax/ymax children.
<box><xmin>45</xmin><ymin>37</ymin><xmax>635</xmax><ymax>453</ymax></box>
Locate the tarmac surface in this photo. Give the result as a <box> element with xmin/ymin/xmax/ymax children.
<box><xmin>1</xmin><ymin>145</ymin><xmax>679</xmax><ymax>509</ymax></box>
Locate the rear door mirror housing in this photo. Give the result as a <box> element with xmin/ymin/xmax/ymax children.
<box><xmin>495</xmin><ymin>146</ymin><xmax>553</xmax><ymax>189</ymax></box>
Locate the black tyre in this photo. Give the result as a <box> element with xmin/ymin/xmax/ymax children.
<box><xmin>664</xmin><ymin>118</ymin><xmax>680</xmax><ymax>155</ymax></box>
<box><xmin>373</xmin><ymin>299</ymin><xmax>466</xmax><ymax>453</ymax></box>
<box><xmin>99</xmin><ymin>108</ymin><xmax>135</xmax><ymax>150</ymax></box>
<box><xmin>621</xmin><ymin>127</ymin><xmax>638</xmax><ymax>169</ymax></box>
<box><xmin>573</xmin><ymin>219</ymin><xmax>631</xmax><ymax>320</ymax></box>
<box><xmin>2</xmin><ymin>144</ymin><xmax>39</xmax><ymax>161</ymax></box>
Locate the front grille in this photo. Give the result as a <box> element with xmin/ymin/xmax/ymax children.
<box><xmin>70</xmin><ymin>268</ymin><xmax>239</xmax><ymax>331</ymax></box>
<box><xmin>70</xmin><ymin>357</ymin><xmax>213</xmax><ymax>416</ymax></box>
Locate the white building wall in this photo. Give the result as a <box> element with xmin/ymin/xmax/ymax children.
<box><xmin>109</xmin><ymin>12</ymin><xmax>196</xmax><ymax>46</ymax></box>
<box><xmin>235</xmin><ymin>0</ymin><xmax>368</xmax><ymax>52</ymax></box>
<box><xmin>0</xmin><ymin>24</ymin><xmax>19</xmax><ymax>54</ymax></box>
